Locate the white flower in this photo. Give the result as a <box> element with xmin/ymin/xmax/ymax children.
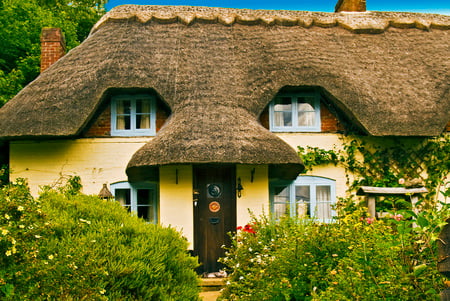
<box><xmin>4</xmin><ymin>214</ymin><xmax>10</xmax><ymax>220</ymax></box>
<box><xmin>17</xmin><ymin>206</ymin><xmax>24</xmax><ymax>211</ymax></box>
<box><xmin>239</xmin><ymin>276</ymin><xmax>244</xmax><ymax>280</ymax></box>
<box><xmin>35</xmin><ymin>235</ymin><xmax>42</xmax><ymax>239</ymax></box>
<box><xmin>48</xmin><ymin>255</ymin><xmax>54</xmax><ymax>260</ymax></box>
<box><xmin>100</xmin><ymin>289</ymin><xmax>106</xmax><ymax>295</ymax></box>
<box><xmin>248</xmin><ymin>247</ymin><xmax>252</xmax><ymax>252</ymax></box>
<box><xmin>79</xmin><ymin>218</ymin><xmax>91</xmax><ymax>225</ymax></box>
<box><xmin>2</xmin><ymin>229</ymin><xmax>9</xmax><ymax>235</ymax></box>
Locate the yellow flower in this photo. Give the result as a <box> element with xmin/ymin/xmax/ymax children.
<box><xmin>48</xmin><ymin>255</ymin><xmax>54</xmax><ymax>260</ymax></box>
<box><xmin>4</xmin><ymin>214</ymin><xmax>10</xmax><ymax>220</ymax></box>
<box><xmin>11</xmin><ymin>238</ymin><xmax>16</xmax><ymax>245</ymax></box>
<box><xmin>330</xmin><ymin>270</ymin><xmax>337</xmax><ymax>275</ymax></box>
<box><xmin>5</xmin><ymin>250</ymin><xmax>11</xmax><ymax>256</ymax></box>
<box><xmin>100</xmin><ymin>289</ymin><xmax>106</xmax><ymax>295</ymax></box>
<box><xmin>2</xmin><ymin>229</ymin><xmax>8</xmax><ymax>236</ymax></box>
<box><xmin>19</xmin><ymin>225</ymin><xmax>25</xmax><ymax>229</ymax></box>
<box><xmin>17</xmin><ymin>206</ymin><xmax>24</xmax><ymax>211</ymax></box>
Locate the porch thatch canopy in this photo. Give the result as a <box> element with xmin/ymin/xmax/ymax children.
<box><xmin>126</xmin><ymin>104</ymin><xmax>304</xmax><ymax>181</ymax></box>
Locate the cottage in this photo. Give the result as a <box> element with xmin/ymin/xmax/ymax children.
<box><xmin>0</xmin><ymin>1</ymin><xmax>448</xmax><ymax>273</ymax></box>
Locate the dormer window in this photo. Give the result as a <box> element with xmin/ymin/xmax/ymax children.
<box><xmin>269</xmin><ymin>92</ymin><xmax>321</xmax><ymax>132</ymax></box>
<box><xmin>111</xmin><ymin>94</ymin><xmax>156</xmax><ymax>136</ymax></box>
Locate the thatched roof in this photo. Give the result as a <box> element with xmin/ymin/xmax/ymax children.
<box><xmin>0</xmin><ymin>5</ymin><xmax>449</xmax><ymax>179</ymax></box>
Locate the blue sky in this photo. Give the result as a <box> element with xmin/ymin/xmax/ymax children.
<box><xmin>105</xmin><ymin>0</ymin><xmax>450</xmax><ymax>15</ymax></box>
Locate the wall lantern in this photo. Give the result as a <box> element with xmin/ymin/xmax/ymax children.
<box><xmin>237</xmin><ymin>177</ymin><xmax>243</xmax><ymax>198</ymax></box>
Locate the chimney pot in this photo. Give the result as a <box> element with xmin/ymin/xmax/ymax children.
<box><xmin>40</xmin><ymin>28</ymin><xmax>66</xmax><ymax>73</ymax></box>
<box><xmin>335</xmin><ymin>0</ymin><xmax>366</xmax><ymax>12</ymax></box>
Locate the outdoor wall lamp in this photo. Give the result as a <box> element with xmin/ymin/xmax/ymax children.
<box><xmin>237</xmin><ymin>177</ymin><xmax>243</xmax><ymax>198</ymax></box>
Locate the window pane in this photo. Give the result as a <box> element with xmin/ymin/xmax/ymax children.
<box><xmin>136</xmin><ymin>114</ymin><xmax>150</xmax><ymax>129</ymax></box>
<box><xmin>274</xmin><ymin>203</ymin><xmax>288</xmax><ymax>220</ymax></box>
<box><xmin>273</xmin><ymin>185</ymin><xmax>290</xmax><ymax>218</ymax></box>
<box><xmin>316</xmin><ymin>186</ymin><xmax>332</xmax><ymax>220</ymax></box>
<box><xmin>137</xmin><ymin>189</ymin><xmax>154</xmax><ymax>222</ymax></box>
<box><xmin>117</xmin><ymin>100</ymin><xmax>131</xmax><ymax>115</ymax></box>
<box><xmin>136</xmin><ymin>99</ymin><xmax>150</xmax><ymax>114</ymax></box>
<box><xmin>274</xmin><ymin>97</ymin><xmax>292</xmax><ymax>127</ymax></box>
<box><xmin>298</xmin><ymin>111</ymin><xmax>315</xmax><ymax>127</ymax></box>
<box><xmin>115</xmin><ymin>189</ymin><xmax>131</xmax><ymax>212</ymax></box>
<box><xmin>117</xmin><ymin>115</ymin><xmax>131</xmax><ymax>130</ymax></box>
<box><xmin>295</xmin><ymin>186</ymin><xmax>310</xmax><ymax>217</ymax></box>
<box><xmin>135</xmin><ymin>99</ymin><xmax>151</xmax><ymax>129</ymax></box>
<box><xmin>297</xmin><ymin>97</ymin><xmax>315</xmax><ymax>127</ymax></box>
<box><xmin>116</xmin><ymin>100</ymin><xmax>131</xmax><ymax>130</ymax></box>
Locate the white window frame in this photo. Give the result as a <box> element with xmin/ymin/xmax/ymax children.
<box><xmin>269</xmin><ymin>92</ymin><xmax>321</xmax><ymax>132</ymax></box>
<box><xmin>270</xmin><ymin>176</ymin><xmax>336</xmax><ymax>222</ymax></box>
<box><xmin>110</xmin><ymin>94</ymin><xmax>156</xmax><ymax>136</ymax></box>
<box><xmin>110</xmin><ymin>182</ymin><xmax>158</xmax><ymax>223</ymax></box>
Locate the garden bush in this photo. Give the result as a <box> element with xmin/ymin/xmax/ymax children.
<box><xmin>0</xmin><ymin>178</ymin><xmax>200</xmax><ymax>300</ymax></box>
<box><xmin>219</xmin><ymin>203</ymin><xmax>449</xmax><ymax>300</ymax></box>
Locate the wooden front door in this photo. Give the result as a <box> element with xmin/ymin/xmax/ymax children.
<box><xmin>194</xmin><ymin>166</ymin><xmax>236</xmax><ymax>274</ymax></box>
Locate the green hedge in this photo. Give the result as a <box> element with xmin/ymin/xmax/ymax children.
<box><xmin>0</xmin><ymin>179</ymin><xmax>200</xmax><ymax>300</ymax></box>
<box><xmin>219</xmin><ymin>205</ymin><xmax>448</xmax><ymax>300</ymax></box>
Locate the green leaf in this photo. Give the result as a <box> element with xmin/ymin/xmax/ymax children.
<box><xmin>416</xmin><ymin>216</ymin><xmax>429</xmax><ymax>228</ymax></box>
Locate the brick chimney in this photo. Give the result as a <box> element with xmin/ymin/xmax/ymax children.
<box><xmin>335</xmin><ymin>0</ymin><xmax>366</xmax><ymax>12</ymax></box>
<box><xmin>40</xmin><ymin>28</ymin><xmax>66</xmax><ymax>72</ymax></box>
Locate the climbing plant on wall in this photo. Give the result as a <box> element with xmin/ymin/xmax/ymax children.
<box><xmin>298</xmin><ymin>134</ymin><xmax>450</xmax><ymax>210</ymax></box>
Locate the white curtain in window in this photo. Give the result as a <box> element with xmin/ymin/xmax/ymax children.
<box><xmin>116</xmin><ymin>101</ymin><xmax>125</xmax><ymax>130</ymax></box>
<box><xmin>274</xmin><ymin>112</ymin><xmax>284</xmax><ymax>127</ymax></box>
<box><xmin>316</xmin><ymin>186</ymin><xmax>331</xmax><ymax>220</ymax></box>
<box><xmin>138</xmin><ymin>101</ymin><xmax>150</xmax><ymax>129</ymax></box>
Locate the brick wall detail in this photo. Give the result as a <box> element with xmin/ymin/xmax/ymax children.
<box><xmin>41</xmin><ymin>28</ymin><xmax>66</xmax><ymax>72</ymax></box>
<box><xmin>335</xmin><ymin>0</ymin><xmax>366</xmax><ymax>12</ymax></box>
<box><xmin>259</xmin><ymin>103</ymin><xmax>343</xmax><ymax>133</ymax></box>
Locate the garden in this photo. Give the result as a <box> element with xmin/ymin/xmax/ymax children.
<box><xmin>0</xmin><ymin>135</ymin><xmax>449</xmax><ymax>300</ymax></box>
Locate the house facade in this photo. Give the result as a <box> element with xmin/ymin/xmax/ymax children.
<box><xmin>0</xmin><ymin>3</ymin><xmax>449</xmax><ymax>273</ymax></box>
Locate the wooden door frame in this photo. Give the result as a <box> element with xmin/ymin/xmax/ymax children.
<box><xmin>193</xmin><ymin>164</ymin><xmax>236</xmax><ymax>273</ymax></box>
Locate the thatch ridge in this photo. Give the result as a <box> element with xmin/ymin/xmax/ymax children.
<box><xmin>91</xmin><ymin>5</ymin><xmax>450</xmax><ymax>34</ymax></box>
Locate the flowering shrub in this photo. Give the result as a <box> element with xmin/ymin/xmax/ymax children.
<box><xmin>219</xmin><ymin>203</ymin><xmax>449</xmax><ymax>300</ymax></box>
<box><xmin>0</xmin><ymin>179</ymin><xmax>200</xmax><ymax>300</ymax></box>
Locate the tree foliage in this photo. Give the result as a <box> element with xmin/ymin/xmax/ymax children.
<box><xmin>0</xmin><ymin>0</ymin><xmax>107</xmax><ymax>106</ymax></box>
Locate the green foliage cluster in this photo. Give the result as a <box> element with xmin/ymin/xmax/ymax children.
<box><xmin>0</xmin><ymin>178</ymin><xmax>200</xmax><ymax>300</ymax></box>
<box><xmin>0</xmin><ymin>0</ymin><xmax>107</xmax><ymax>106</ymax></box>
<box><xmin>298</xmin><ymin>135</ymin><xmax>450</xmax><ymax>211</ymax></box>
<box><xmin>219</xmin><ymin>202</ymin><xmax>449</xmax><ymax>300</ymax></box>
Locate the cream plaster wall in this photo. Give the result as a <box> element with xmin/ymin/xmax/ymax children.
<box><xmin>236</xmin><ymin>165</ymin><xmax>269</xmax><ymax>227</ymax></box>
<box><xmin>159</xmin><ymin>165</ymin><xmax>194</xmax><ymax>249</ymax></box>
<box><xmin>276</xmin><ymin>133</ymin><xmax>348</xmax><ymax>199</ymax></box>
<box><xmin>10</xmin><ymin>138</ymin><xmax>151</xmax><ymax>197</ymax></box>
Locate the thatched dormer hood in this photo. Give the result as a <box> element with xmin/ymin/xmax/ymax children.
<box><xmin>0</xmin><ymin>5</ymin><xmax>449</xmax><ymax>180</ymax></box>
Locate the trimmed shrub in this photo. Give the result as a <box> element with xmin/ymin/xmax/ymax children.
<box><xmin>0</xmin><ymin>179</ymin><xmax>200</xmax><ymax>300</ymax></box>
<box><xmin>219</xmin><ymin>205</ymin><xmax>448</xmax><ymax>300</ymax></box>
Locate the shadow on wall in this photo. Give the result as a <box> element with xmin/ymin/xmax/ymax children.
<box><xmin>0</xmin><ymin>141</ymin><xmax>9</xmax><ymax>185</ymax></box>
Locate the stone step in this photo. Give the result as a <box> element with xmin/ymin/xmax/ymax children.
<box><xmin>199</xmin><ymin>277</ymin><xmax>227</xmax><ymax>292</ymax></box>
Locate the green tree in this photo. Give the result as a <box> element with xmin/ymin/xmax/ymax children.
<box><xmin>0</xmin><ymin>0</ymin><xmax>107</xmax><ymax>106</ymax></box>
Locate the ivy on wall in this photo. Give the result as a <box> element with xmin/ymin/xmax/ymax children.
<box><xmin>298</xmin><ymin>134</ymin><xmax>450</xmax><ymax>210</ymax></box>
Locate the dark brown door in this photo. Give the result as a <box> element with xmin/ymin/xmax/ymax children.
<box><xmin>194</xmin><ymin>166</ymin><xmax>236</xmax><ymax>274</ymax></box>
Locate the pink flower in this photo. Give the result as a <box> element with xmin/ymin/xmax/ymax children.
<box><xmin>392</xmin><ymin>214</ymin><xmax>403</xmax><ymax>221</ymax></box>
<box><xmin>363</xmin><ymin>217</ymin><xmax>375</xmax><ymax>224</ymax></box>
